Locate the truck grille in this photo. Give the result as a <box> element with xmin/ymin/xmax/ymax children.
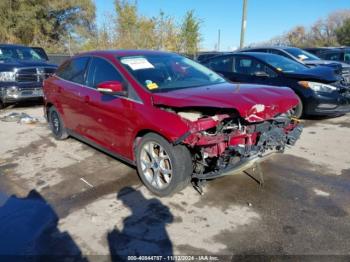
<box><xmin>15</xmin><ymin>67</ymin><xmax>56</xmax><ymax>83</ymax></box>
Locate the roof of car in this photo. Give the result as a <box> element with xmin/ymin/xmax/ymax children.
<box><xmin>205</xmin><ymin>52</ymin><xmax>287</xmax><ymax>61</ymax></box>
<box><xmin>76</xmin><ymin>49</ymin><xmax>175</xmax><ymax>57</ymax></box>
<box><xmin>0</xmin><ymin>43</ymin><xmax>28</xmax><ymax>48</ymax></box>
<box><xmin>241</xmin><ymin>46</ymin><xmax>298</xmax><ymax>51</ymax></box>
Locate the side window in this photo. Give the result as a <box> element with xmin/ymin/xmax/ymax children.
<box><xmin>56</xmin><ymin>57</ymin><xmax>89</xmax><ymax>84</ymax></box>
<box><xmin>86</xmin><ymin>57</ymin><xmax>124</xmax><ymax>88</ymax></box>
<box><xmin>234</xmin><ymin>57</ymin><xmax>276</xmax><ymax>77</ymax></box>
<box><xmin>269</xmin><ymin>49</ymin><xmax>289</xmax><ymax>58</ymax></box>
<box><xmin>205</xmin><ymin>56</ymin><xmax>233</xmax><ymax>72</ymax></box>
<box><xmin>324</xmin><ymin>51</ymin><xmax>341</xmax><ymax>61</ymax></box>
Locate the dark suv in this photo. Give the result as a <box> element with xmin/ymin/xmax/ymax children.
<box><xmin>0</xmin><ymin>44</ymin><xmax>57</xmax><ymax>109</ymax></box>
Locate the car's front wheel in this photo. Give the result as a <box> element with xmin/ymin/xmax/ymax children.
<box><xmin>291</xmin><ymin>95</ymin><xmax>303</xmax><ymax>119</ymax></box>
<box><xmin>136</xmin><ymin>133</ymin><xmax>193</xmax><ymax>197</ymax></box>
<box><xmin>48</xmin><ymin>106</ymin><xmax>69</xmax><ymax>140</ymax></box>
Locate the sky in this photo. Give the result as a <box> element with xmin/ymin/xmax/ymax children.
<box><xmin>95</xmin><ymin>0</ymin><xmax>350</xmax><ymax>51</ymax></box>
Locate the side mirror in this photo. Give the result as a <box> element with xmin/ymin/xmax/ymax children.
<box><xmin>254</xmin><ymin>71</ymin><xmax>269</xmax><ymax>77</ymax></box>
<box><xmin>97</xmin><ymin>81</ymin><xmax>127</xmax><ymax>96</ymax></box>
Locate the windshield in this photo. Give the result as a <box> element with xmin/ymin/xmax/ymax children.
<box><xmin>258</xmin><ymin>54</ymin><xmax>308</xmax><ymax>73</ymax></box>
<box><xmin>118</xmin><ymin>54</ymin><xmax>226</xmax><ymax>92</ymax></box>
<box><xmin>0</xmin><ymin>46</ymin><xmax>44</xmax><ymax>61</ymax></box>
<box><xmin>285</xmin><ymin>48</ymin><xmax>320</xmax><ymax>61</ymax></box>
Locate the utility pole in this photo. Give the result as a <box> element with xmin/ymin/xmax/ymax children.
<box><xmin>240</xmin><ymin>0</ymin><xmax>248</xmax><ymax>49</ymax></box>
<box><xmin>217</xmin><ymin>29</ymin><xmax>221</xmax><ymax>51</ymax></box>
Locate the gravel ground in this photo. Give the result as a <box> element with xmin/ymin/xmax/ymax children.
<box><xmin>0</xmin><ymin>104</ymin><xmax>350</xmax><ymax>261</ymax></box>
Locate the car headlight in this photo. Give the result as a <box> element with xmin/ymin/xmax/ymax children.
<box><xmin>6</xmin><ymin>86</ymin><xmax>19</xmax><ymax>97</ymax></box>
<box><xmin>0</xmin><ymin>71</ymin><xmax>16</xmax><ymax>82</ymax></box>
<box><xmin>298</xmin><ymin>81</ymin><xmax>337</xmax><ymax>92</ymax></box>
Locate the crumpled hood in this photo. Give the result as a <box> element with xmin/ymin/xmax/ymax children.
<box><xmin>152</xmin><ymin>83</ymin><xmax>299</xmax><ymax>122</ymax></box>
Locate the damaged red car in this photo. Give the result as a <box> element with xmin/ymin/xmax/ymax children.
<box><xmin>43</xmin><ymin>50</ymin><xmax>303</xmax><ymax>196</ymax></box>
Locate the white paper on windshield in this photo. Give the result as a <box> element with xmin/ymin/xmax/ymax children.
<box><xmin>121</xmin><ymin>57</ymin><xmax>154</xmax><ymax>70</ymax></box>
<box><xmin>0</xmin><ymin>50</ymin><xmax>2</xmax><ymax>55</ymax></box>
<box><xmin>298</xmin><ymin>54</ymin><xmax>308</xmax><ymax>60</ymax></box>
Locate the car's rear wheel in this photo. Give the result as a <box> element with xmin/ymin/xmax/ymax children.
<box><xmin>48</xmin><ymin>106</ymin><xmax>69</xmax><ymax>140</ymax></box>
<box><xmin>136</xmin><ymin>133</ymin><xmax>193</xmax><ymax>197</ymax></box>
<box><xmin>291</xmin><ymin>95</ymin><xmax>303</xmax><ymax>119</ymax></box>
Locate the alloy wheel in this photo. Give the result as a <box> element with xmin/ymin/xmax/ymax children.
<box><xmin>140</xmin><ymin>141</ymin><xmax>173</xmax><ymax>190</ymax></box>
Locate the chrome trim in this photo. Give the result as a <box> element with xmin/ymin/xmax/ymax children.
<box><xmin>55</xmin><ymin>75</ymin><xmax>144</xmax><ymax>105</ymax></box>
<box><xmin>15</xmin><ymin>66</ymin><xmax>56</xmax><ymax>83</ymax></box>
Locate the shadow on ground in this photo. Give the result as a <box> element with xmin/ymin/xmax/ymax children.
<box><xmin>108</xmin><ymin>187</ymin><xmax>174</xmax><ymax>261</ymax></box>
<box><xmin>0</xmin><ymin>190</ymin><xmax>87</xmax><ymax>261</ymax></box>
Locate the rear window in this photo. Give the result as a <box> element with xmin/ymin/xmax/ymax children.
<box><xmin>56</xmin><ymin>57</ymin><xmax>89</xmax><ymax>84</ymax></box>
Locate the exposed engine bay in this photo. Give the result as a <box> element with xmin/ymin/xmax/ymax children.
<box><xmin>171</xmin><ymin>107</ymin><xmax>303</xmax><ymax>180</ymax></box>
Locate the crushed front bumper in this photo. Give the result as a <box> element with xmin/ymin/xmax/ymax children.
<box><xmin>191</xmin><ymin>123</ymin><xmax>303</xmax><ymax>180</ymax></box>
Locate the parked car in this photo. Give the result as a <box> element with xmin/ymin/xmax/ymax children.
<box><xmin>303</xmin><ymin>47</ymin><xmax>332</xmax><ymax>57</ymax></box>
<box><xmin>196</xmin><ymin>51</ymin><xmax>225</xmax><ymax>63</ymax></box>
<box><xmin>44</xmin><ymin>50</ymin><xmax>302</xmax><ymax>196</ymax></box>
<box><xmin>0</xmin><ymin>44</ymin><xmax>57</xmax><ymax>109</ymax></box>
<box><xmin>202</xmin><ymin>52</ymin><xmax>350</xmax><ymax>118</ymax></box>
<box><xmin>316</xmin><ymin>47</ymin><xmax>350</xmax><ymax>65</ymax></box>
<box><xmin>240</xmin><ymin>46</ymin><xmax>350</xmax><ymax>85</ymax></box>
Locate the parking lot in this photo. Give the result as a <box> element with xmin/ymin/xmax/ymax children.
<box><xmin>1</xmin><ymin>104</ymin><xmax>350</xmax><ymax>258</ymax></box>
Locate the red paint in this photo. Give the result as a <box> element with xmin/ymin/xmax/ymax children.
<box><xmin>44</xmin><ymin>50</ymin><xmax>299</xmax><ymax>163</ymax></box>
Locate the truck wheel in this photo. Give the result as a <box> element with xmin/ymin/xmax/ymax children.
<box><xmin>136</xmin><ymin>133</ymin><xmax>193</xmax><ymax>197</ymax></box>
<box><xmin>0</xmin><ymin>100</ymin><xmax>7</xmax><ymax>109</ymax></box>
<box><xmin>291</xmin><ymin>95</ymin><xmax>303</xmax><ymax>119</ymax></box>
<box><xmin>48</xmin><ymin>106</ymin><xmax>69</xmax><ymax>140</ymax></box>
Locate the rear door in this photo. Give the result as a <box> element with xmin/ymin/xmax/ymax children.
<box><xmin>54</xmin><ymin>56</ymin><xmax>90</xmax><ymax>132</ymax></box>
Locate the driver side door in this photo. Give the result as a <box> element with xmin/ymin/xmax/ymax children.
<box><xmin>81</xmin><ymin>57</ymin><xmax>132</xmax><ymax>153</ymax></box>
<box><xmin>233</xmin><ymin>56</ymin><xmax>278</xmax><ymax>85</ymax></box>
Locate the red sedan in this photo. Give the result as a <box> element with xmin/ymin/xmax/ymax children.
<box><xmin>43</xmin><ymin>50</ymin><xmax>302</xmax><ymax>196</ymax></box>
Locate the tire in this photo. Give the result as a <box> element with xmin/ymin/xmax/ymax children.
<box><xmin>0</xmin><ymin>100</ymin><xmax>7</xmax><ymax>110</ymax></box>
<box><xmin>291</xmin><ymin>95</ymin><xmax>303</xmax><ymax>119</ymax></box>
<box><xmin>135</xmin><ymin>133</ymin><xmax>193</xmax><ymax>197</ymax></box>
<box><xmin>48</xmin><ymin>106</ymin><xmax>69</xmax><ymax>140</ymax></box>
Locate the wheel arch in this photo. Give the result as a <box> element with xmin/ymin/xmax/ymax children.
<box><xmin>132</xmin><ymin>129</ymin><xmax>174</xmax><ymax>161</ymax></box>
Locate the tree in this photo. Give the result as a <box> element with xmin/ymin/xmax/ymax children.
<box><xmin>180</xmin><ymin>10</ymin><xmax>201</xmax><ymax>55</ymax></box>
<box><xmin>336</xmin><ymin>18</ymin><xmax>350</xmax><ymax>46</ymax></box>
<box><xmin>256</xmin><ymin>9</ymin><xmax>350</xmax><ymax>48</ymax></box>
<box><xmin>286</xmin><ymin>26</ymin><xmax>307</xmax><ymax>47</ymax></box>
<box><xmin>0</xmin><ymin>0</ymin><xmax>96</xmax><ymax>53</ymax></box>
<box><xmin>156</xmin><ymin>11</ymin><xmax>182</xmax><ymax>52</ymax></box>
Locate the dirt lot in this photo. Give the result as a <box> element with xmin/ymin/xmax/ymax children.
<box><xmin>1</xmin><ymin>104</ymin><xmax>350</xmax><ymax>260</ymax></box>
